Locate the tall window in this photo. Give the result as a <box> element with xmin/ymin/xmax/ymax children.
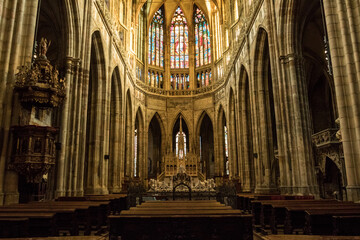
<box><xmin>195</xmin><ymin>7</ymin><xmax>211</xmax><ymax>67</ymax></box>
<box><xmin>119</xmin><ymin>0</ymin><xmax>126</xmax><ymax>24</ymax></box>
<box><xmin>148</xmin><ymin>8</ymin><xmax>164</xmax><ymax>67</ymax></box>
<box><xmin>170</xmin><ymin>7</ymin><xmax>189</xmax><ymax>69</ymax></box>
<box><xmin>224</xmin><ymin>125</ymin><xmax>229</xmax><ymax>175</ymax></box>
<box><xmin>137</xmin><ymin>5</ymin><xmax>146</xmax><ymax>62</ymax></box>
<box><xmin>197</xmin><ymin>70</ymin><xmax>212</xmax><ymax>88</ymax></box>
<box><xmin>176</xmin><ymin>132</ymin><xmax>187</xmax><ymax>158</ymax></box>
<box><xmin>148</xmin><ymin>71</ymin><xmax>163</xmax><ymax>88</ymax></box>
<box><xmin>171</xmin><ymin>74</ymin><xmax>189</xmax><ymax>90</ymax></box>
<box><xmin>134</xmin><ymin>129</ymin><xmax>138</xmax><ymax>177</ymax></box>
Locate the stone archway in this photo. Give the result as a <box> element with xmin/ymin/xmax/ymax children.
<box><xmin>238</xmin><ymin>66</ymin><xmax>254</xmax><ymax>192</ymax></box>
<box><xmin>108</xmin><ymin>67</ymin><xmax>122</xmax><ymax>193</ymax></box>
<box><xmin>197</xmin><ymin>112</ymin><xmax>214</xmax><ymax>179</ymax></box>
<box><xmin>84</xmin><ymin>31</ymin><xmax>107</xmax><ymax>195</ymax></box>
<box><xmin>148</xmin><ymin>113</ymin><xmax>164</xmax><ymax>179</ymax></box>
<box><xmin>252</xmin><ymin>28</ymin><xmax>278</xmax><ymax>194</ymax></box>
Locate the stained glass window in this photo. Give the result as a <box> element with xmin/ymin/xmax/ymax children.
<box><xmin>171</xmin><ymin>74</ymin><xmax>189</xmax><ymax>90</ymax></box>
<box><xmin>224</xmin><ymin>125</ymin><xmax>229</xmax><ymax>175</ymax></box>
<box><xmin>147</xmin><ymin>71</ymin><xmax>163</xmax><ymax>88</ymax></box>
<box><xmin>119</xmin><ymin>0</ymin><xmax>126</xmax><ymax>23</ymax></box>
<box><xmin>170</xmin><ymin>7</ymin><xmax>189</xmax><ymax>69</ymax></box>
<box><xmin>134</xmin><ymin>129</ymin><xmax>138</xmax><ymax>177</ymax></box>
<box><xmin>176</xmin><ymin>132</ymin><xmax>187</xmax><ymax>157</ymax></box>
<box><xmin>148</xmin><ymin>8</ymin><xmax>164</xmax><ymax>67</ymax></box>
<box><xmin>224</xmin><ymin>126</ymin><xmax>229</xmax><ymax>158</ymax></box>
<box><xmin>137</xmin><ymin>5</ymin><xmax>146</xmax><ymax>62</ymax></box>
<box><xmin>195</xmin><ymin>7</ymin><xmax>211</xmax><ymax>67</ymax></box>
<box><xmin>196</xmin><ymin>70</ymin><xmax>212</xmax><ymax>87</ymax></box>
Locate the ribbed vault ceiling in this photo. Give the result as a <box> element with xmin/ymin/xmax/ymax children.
<box><xmin>133</xmin><ymin>0</ymin><xmax>221</xmax><ymax>26</ymax></box>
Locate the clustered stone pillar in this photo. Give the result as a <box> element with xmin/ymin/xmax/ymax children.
<box><xmin>278</xmin><ymin>53</ymin><xmax>319</xmax><ymax>196</ymax></box>
<box><xmin>0</xmin><ymin>0</ymin><xmax>40</xmax><ymax>205</ymax></box>
<box><xmin>322</xmin><ymin>0</ymin><xmax>360</xmax><ymax>201</ymax></box>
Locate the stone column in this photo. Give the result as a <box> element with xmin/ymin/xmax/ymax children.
<box><xmin>279</xmin><ymin>53</ymin><xmax>319</xmax><ymax>196</ymax></box>
<box><xmin>56</xmin><ymin>57</ymin><xmax>81</xmax><ymax>197</ymax></box>
<box><xmin>323</xmin><ymin>0</ymin><xmax>360</xmax><ymax>201</ymax></box>
<box><xmin>0</xmin><ymin>0</ymin><xmax>39</xmax><ymax>205</ymax></box>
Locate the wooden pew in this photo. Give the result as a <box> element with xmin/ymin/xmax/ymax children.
<box><xmin>0</xmin><ymin>207</ymin><xmax>78</xmax><ymax>235</ymax></box>
<box><xmin>0</xmin><ymin>236</ymin><xmax>108</xmax><ymax>240</ymax></box>
<box><xmin>11</xmin><ymin>201</ymin><xmax>109</xmax><ymax>235</ymax></box>
<box><xmin>304</xmin><ymin>209</ymin><xmax>360</xmax><ymax>235</ymax></box>
<box><xmin>134</xmin><ymin>205</ymin><xmax>232</xmax><ymax>210</ymax></box>
<box><xmin>7</xmin><ymin>203</ymin><xmax>93</xmax><ymax>235</ymax></box>
<box><xmin>261</xmin><ymin>235</ymin><xmax>360</xmax><ymax>240</ymax></box>
<box><xmin>0</xmin><ymin>217</ymin><xmax>29</xmax><ymax>238</ymax></box>
<box><xmin>258</xmin><ymin>200</ymin><xmax>339</xmax><ymax>233</ymax></box>
<box><xmin>333</xmin><ymin>215</ymin><xmax>360</xmax><ymax>236</ymax></box>
<box><xmin>58</xmin><ymin>194</ymin><xmax>127</xmax><ymax>213</ymax></box>
<box><xmin>284</xmin><ymin>204</ymin><xmax>360</xmax><ymax>234</ymax></box>
<box><xmin>0</xmin><ymin>212</ymin><xmax>57</xmax><ymax>237</ymax></box>
<box><xmin>109</xmin><ymin>214</ymin><xmax>253</xmax><ymax>240</ymax></box>
<box><xmin>237</xmin><ymin>194</ymin><xmax>256</xmax><ymax>211</ymax></box>
<box><xmin>121</xmin><ymin>209</ymin><xmax>243</xmax><ymax>216</ymax></box>
<box><xmin>109</xmin><ymin>200</ymin><xmax>253</xmax><ymax>240</ymax></box>
<box><xmin>31</xmin><ymin>200</ymin><xmax>110</xmax><ymax>229</ymax></box>
<box><xmin>251</xmin><ymin>197</ymin><xmax>316</xmax><ymax>226</ymax></box>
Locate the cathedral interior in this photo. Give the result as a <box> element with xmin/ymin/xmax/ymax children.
<box><xmin>0</xmin><ymin>0</ymin><xmax>360</xmax><ymax>239</ymax></box>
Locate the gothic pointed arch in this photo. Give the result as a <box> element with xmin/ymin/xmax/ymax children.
<box><xmin>172</xmin><ymin>114</ymin><xmax>190</xmax><ymax>155</ymax></box>
<box><xmin>278</xmin><ymin>0</ymin><xmax>304</xmax><ymax>55</ymax></box>
<box><xmin>124</xmin><ymin>90</ymin><xmax>133</xmax><ymax>178</ymax></box>
<box><xmin>108</xmin><ymin>66</ymin><xmax>122</xmax><ymax>193</ymax></box>
<box><xmin>217</xmin><ymin>105</ymin><xmax>229</xmax><ymax>176</ymax></box>
<box><xmin>64</xmin><ymin>0</ymin><xmax>81</xmax><ymax>57</ymax></box>
<box><xmin>197</xmin><ymin>111</ymin><xmax>215</xmax><ymax>178</ymax></box>
<box><xmin>195</xmin><ymin>111</ymin><xmax>213</xmax><ymax>138</ymax></box>
<box><xmin>148</xmin><ymin>112</ymin><xmax>164</xmax><ymax>178</ymax></box>
<box><xmin>238</xmin><ymin>65</ymin><xmax>255</xmax><ymax>192</ymax></box>
<box><xmin>84</xmin><ymin>31</ymin><xmax>107</xmax><ymax>195</ymax></box>
<box><xmin>134</xmin><ymin>107</ymin><xmax>145</xmax><ymax>178</ymax></box>
<box><xmin>228</xmin><ymin>88</ymin><xmax>238</xmax><ymax>177</ymax></box>
<box><xmin>37</xmin><ymin>0</ymin><xmax>83</xmax><ymax>198</ymax></box>
<box><xmin>252</xmin><ymin>28</ymin><xmax>278</xmax><ymax>193</ymax></box>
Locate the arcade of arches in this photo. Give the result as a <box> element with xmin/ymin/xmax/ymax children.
<box><xmin>0</xmin><ymin>0</ymin><xmax>360</xmax><ymax>205</ymax></box>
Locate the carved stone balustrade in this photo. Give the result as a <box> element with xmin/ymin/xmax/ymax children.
<box><xmin>312</xmin><ymin>128</ymin><xmax>344</xmax><ymax>176</ymax></box>
<box><xmin>312</xmin><ymin>128</ymin><xmax>340</xmax><ymax>148</ymax></box>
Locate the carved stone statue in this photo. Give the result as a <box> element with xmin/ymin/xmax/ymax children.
<box><xmin>39</xmin><ymin>38</ymin><xmax>51</xmax><ymax>58</ymax></box>
<box><xmin>335</xmin><ymin>118</ymin><xmax>342</xmax><ymax>141</ymax></box>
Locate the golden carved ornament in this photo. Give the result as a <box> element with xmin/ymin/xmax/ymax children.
<box><xmin>15</xmin><ymin>38</ymin><xmax>66</xmax><ymax>108</ymax></box>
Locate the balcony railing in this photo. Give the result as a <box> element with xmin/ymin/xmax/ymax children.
<box><xmin>312</xmin><ymin>128</ymin><xmax>340</xmax><ymax>148</ymax></box>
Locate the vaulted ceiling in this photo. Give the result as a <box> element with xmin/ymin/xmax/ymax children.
<box><xmin>133</xmin><ymin>0</ymin><xmax>222</xmax><ymax>26</ymax></box>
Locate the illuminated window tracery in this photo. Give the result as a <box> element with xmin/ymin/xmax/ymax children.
<box><xmin>170</xmin><ymin>7</ymin><xmax>189</xmax><ymax>69</ymax></box>
<box><xmin>195</xmin><ymin>7</ymin><xmax>211</xmax><ymax>67</ymax></box>
<box><xmin>148</xmin><ymin>8</ymin><xmax>164</xmax><ymax>67</ymax></box>
<box><xmin>171</xmin><ymin>74</ymin><xmax>190</xmax><ymax>90</ymax></box>
<box><xmin>176</xmin><ymin>131</ymin><xmax>187</xmax><ymax>157</ymax></box>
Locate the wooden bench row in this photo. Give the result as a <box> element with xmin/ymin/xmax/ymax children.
<box><xmin>109</xmin><ymin>200</ymin><xmax>253</xmax><ymax>240</ymax></box>
<box><xmin>247</xmin><ymin>197</ymin><xmax>360</xmax><ymax>236</ymax></box>
<box><xmin>237</xmin><ymin>193</ymin><xmax>314</xmax><ymax>212</ymax></box>
<box><xmin>0</xmin><ymin>194</ymin><xmax>127</xmax><ymax>238</ymax></box>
